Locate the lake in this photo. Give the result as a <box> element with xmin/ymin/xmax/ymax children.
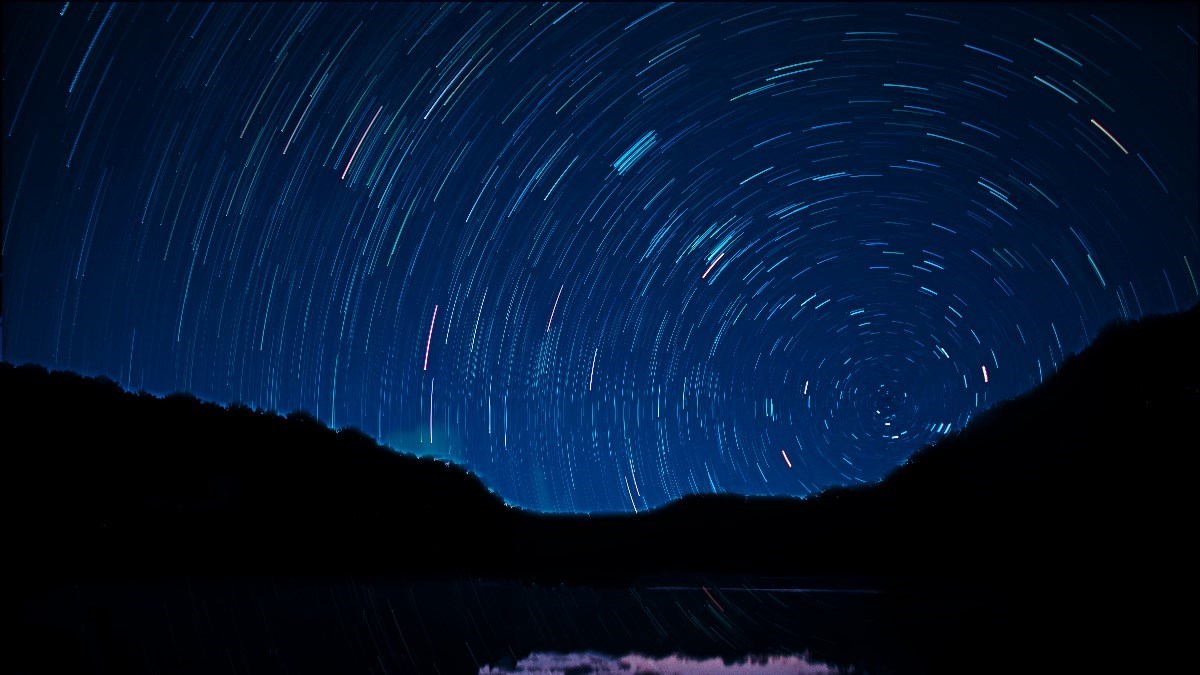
<box><xmin>14</xmin><ymin>575</ymin><xmax>1160</xmax><ymax>674</ymax></box>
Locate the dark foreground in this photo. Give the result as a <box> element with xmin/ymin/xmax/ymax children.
<box><xmin>8</xmin><ymin>305</ymin><xmax>1199</xmax><ymax>672</ymax></box>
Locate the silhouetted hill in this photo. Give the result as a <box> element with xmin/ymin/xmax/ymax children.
<box><xmin>7</xmin><ymin>304</ymin><xmax>1198</xmax><ymax>589</ymax></box>
<box><xmin>518</xmin><ymin>303</ymin><xmax>1199</xmax><ymax>587</ymax></box>
<box><xmin>7</xmin><ymin>366</ymin><xmax>519</xmax><ymax>580</ymax></box>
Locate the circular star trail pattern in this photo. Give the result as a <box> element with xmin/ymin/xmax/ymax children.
<box><xmin>4</xmin><ymin>3</ymin><xmax>1197</xmax><ymax>513</ymax></box>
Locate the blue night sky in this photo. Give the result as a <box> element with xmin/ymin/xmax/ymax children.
<box><xmin>3</xmin><ymin>3</ymin><xmax>1197</xmax><ymax>513</ymax></box>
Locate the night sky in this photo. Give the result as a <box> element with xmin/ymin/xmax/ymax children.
<box><xmin>4</xmin><ymin>3</ymin><xmax>1197</xmax><ymax>513</ymax></box>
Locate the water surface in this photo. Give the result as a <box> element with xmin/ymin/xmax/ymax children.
<box><xmin>15</xmin><ymin>575</ymin><xmax>1093</xmax><ymax>674</ymax></box>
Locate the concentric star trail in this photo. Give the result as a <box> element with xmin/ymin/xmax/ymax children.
<box><xmin>3</xmin><ymin>3</ymin><xmax>1196</xmax><ymax>512</ymax></box>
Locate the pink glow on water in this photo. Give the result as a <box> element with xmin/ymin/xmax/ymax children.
<box><xmin>480</xmin><ymin>650</ymin><xmax>848</xmax><ymax>674</ymax></box>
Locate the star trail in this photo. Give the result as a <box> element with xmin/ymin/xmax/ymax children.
<box><xmin>4</xmin><ymin>3</ymin><xmax>1197</xmax><ymax>513</ymax></box>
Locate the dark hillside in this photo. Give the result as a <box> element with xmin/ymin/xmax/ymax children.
<box><xmin>7</xmin><ymin>304</ymin><xmax>1198</xmax><ymax>589</ymax></box>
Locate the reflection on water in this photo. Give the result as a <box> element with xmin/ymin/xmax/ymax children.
<box><xmin>16</xmin><ymin>576</ymin><xmax>1025</xmax><ymax>674</ymax></box>
<box><xmin>482</xmin><ymin>650</ymin><xmax>848</xmax><ymax>674</ymax></box>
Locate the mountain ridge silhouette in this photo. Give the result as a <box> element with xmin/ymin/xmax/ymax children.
<box><xmin>7</xmin><ymin>303</ymin><xmax>1198</xmax><ymax>588</ymax></box>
